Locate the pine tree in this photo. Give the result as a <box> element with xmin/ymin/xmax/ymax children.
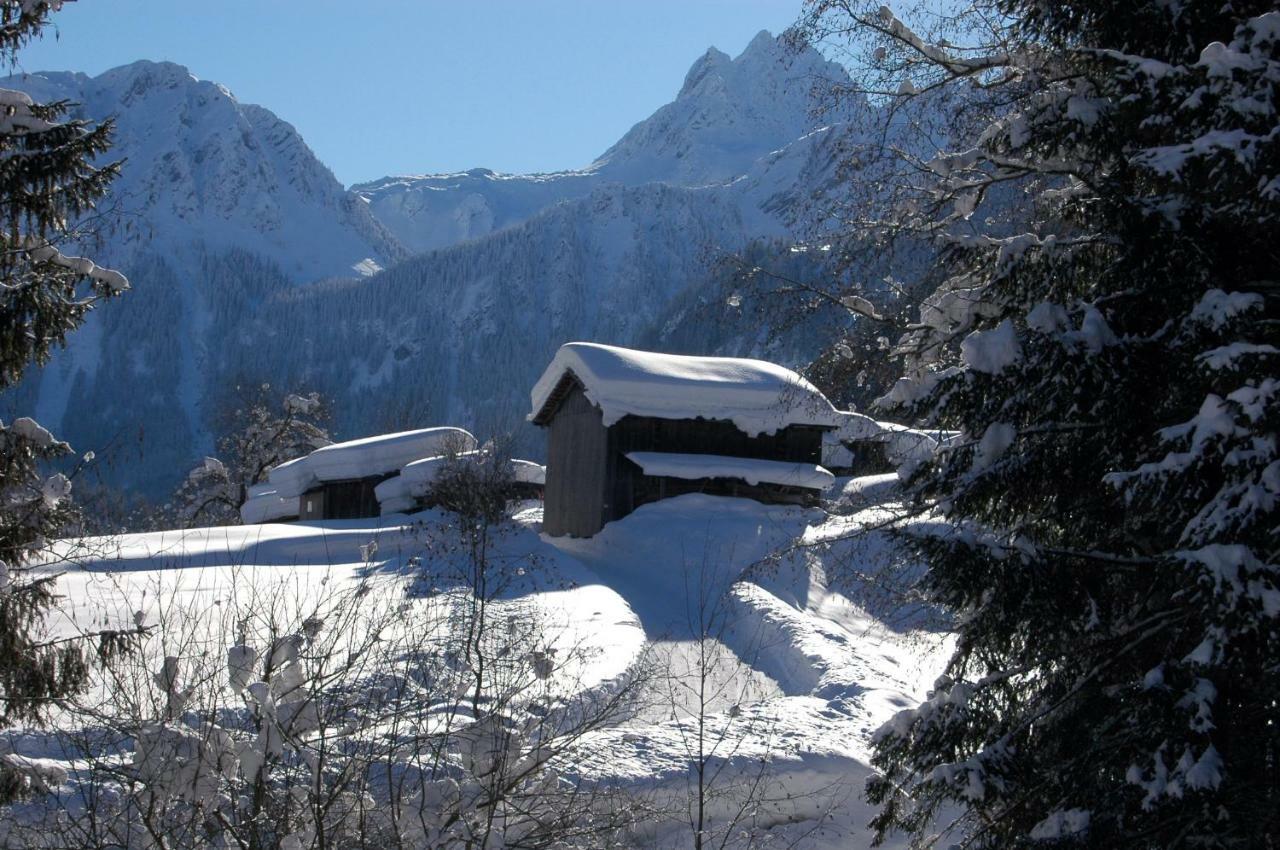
<box><xmin>167</xmin><ymin>385</ymin><xmax>330</xmax><ymax>527</ymax></box>
<box><xmin>1</xmin><ymin>0</ymin><xmax>134</xmax><ymax>795</ymax></box>
<box><xmin>798</xmin><ymin>0</ymin><xmax>1279</xmax><ymax>846</ymax></box>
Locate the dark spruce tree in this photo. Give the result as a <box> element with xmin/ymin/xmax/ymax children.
<box><xmin>798</xmin><ymin>0</ymin><xmax>1278</xmax><ymax>847</ymax></box>
<box><xmin>1</xmin><ymin>0</ymin><xmax>135</xmax><ymax>797</ymax></box>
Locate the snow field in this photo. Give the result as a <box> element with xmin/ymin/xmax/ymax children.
<box><xmin>542</xmin><ymin>492</ymin><xmax>949</xmax><ymax>846</ymax></box>
<box><xmin>37</xmin><ymin>515</ymin><xmax>646</xmax><ymax>727</ymax></box>
<box><xmin>18</xmin><ymin>483</ymin><xmax>948</xmax><ymax>848</ymax></box>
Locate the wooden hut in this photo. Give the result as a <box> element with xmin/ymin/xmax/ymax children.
<box><xmin>373</xmin><ymin>452</ymin><xmax>546</xmax><ymax>517</ymax></box>
<box><xmin>530</xmin><ymin>343</ymin><xmax>842</xmax><ymax>537</ymax></box>
<box><xmin>248</xmin><ymin>427</ymin><xmax>477</xmax><ymax>523</ymax></box>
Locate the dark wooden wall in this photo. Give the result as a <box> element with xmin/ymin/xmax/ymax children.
<box><xmin>299</xmin><ymin>488</ymin><xmax>326</xmax><ymax>521</ymax></box>
<box><xmin>541</xmin><ymin>390</ymin><xmax>830</xmax><ymax>537</ymax></box>
<box><xmin>542</xmin><ymin>383</ymin><xmax>610</xmax><ymax>537</ymax></box>
<box><xmin>509</xmin><ymin>482</ymin><xmax>545</xmax><ymax>501</ymax></box>
<box><xmin>608</xmin><ymin>416</ymin><xmax>824</xmax><ymax>464</ymax></box>
<box><xmin>300</xmin><ymin>478</ymin><xmax>384</xmax><ymax>521</ymax></box>
<box><xmin>844</xmin><ymin>441</ymin><xmax>894</xmax><ymax>476</ymax></box>
<box><xmin>602</xmin><ymin>416</ymin><xmax>825</xmax><ymax>525</ymax></box>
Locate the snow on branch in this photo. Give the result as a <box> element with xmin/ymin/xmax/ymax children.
<box><xmin>0</xmin><ymin>86</ymin><xmax>56</xmax><ymax>135</ymax></box>
<box><xmin>873</xmin><ymin>5</ymin><xmax>1015</xmax><ymax>77</ymax></box>
<box><xmin>11</xmin><ymin>234</ymin><xmax>129</xmax><ymax>292</ymax></box>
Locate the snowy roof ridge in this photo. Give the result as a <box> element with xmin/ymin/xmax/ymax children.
<box><xmin>626</xmin><ymin>451</ymin><xmax>835</xmax><ymax>491</ymax></box>
<box><xmin>529</xmin><ymin>343</ymin><xmax>841</xmax><ymax>437</ymax></box>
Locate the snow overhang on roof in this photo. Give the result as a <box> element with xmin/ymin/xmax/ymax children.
<box><xmin>626</xmin><ymin>451</ymin><xmax>835</xmax><ymax>491</ymax></box>
<box><xmin>829</xmin><ymin>411</ymin><xmax>950</xmax><ymax>470</ymax></box>
<box><xmin>240</xmin><ymin>488</ymin><xmax>300</xmax><ymax>524</ymax></box>
<box><xmin>528</xmin><ymin>342</ymin><xmax>841</xmax><ymax>437</ymax></box>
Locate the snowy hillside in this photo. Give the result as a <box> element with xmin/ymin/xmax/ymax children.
<box><xmin>12</xmin><ymin>485</ymin><xmax>948</xmax><ymax>848</ymax></box>
<box><xmin>353</xmin><ymin>31</ymin><xmax>853</xmax><ymax>255</ymax></box>
<box><xmin>231</xmin><ymin>85</ymin><xmax>865</xmax><ymax>454</ymax></box>
<box><xmin>221</xmin><ymin>181</ymin><xmax>768</xmax><ymax>452</ymax></box>
<box><xmin>351</xmin><ymin>168</ymin><xmax>600</xmax><ymax>255</ymax></box>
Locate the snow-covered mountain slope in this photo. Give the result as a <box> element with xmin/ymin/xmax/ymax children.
<box><xmin>354</xmin><ymin>31</ymin><xmax>853</xmax><ymax>255</ymax></box>
<box><xmin>219</xmin><ymin>180</ymin><xmax>770</xmax><ymax>453</ymax></box>
<box><xmin>24</xmin><ymin>487</ymin><xmax>948</xmax><ymax>848</ymax></box>
<box><xmin>0</xmin><ymin>61</ymin><xmax>408</xmax><ymax>494</ymax></box>
<box><xmin>352</xmin><ymin>168</ymin><xmax>600</xmax><ymax>254</ymax></box>
<box><xmin>3</xmin><ymin>61</ymin><xmax>405</xmax><ymax>280</ymax></box>
<box><xmin>592</xmin><ymin>30</ymin><xmax>853</xmax><ymax>186</ymax></box>
<box><xmin>4</xmin><ymin>37</ymin><xmax>871</xmax><ymax>499</ymax></box>
<box><xmin>217</xmin><ymin>128</ymin><xmax>870</xmax><ymax>460</ymax></box>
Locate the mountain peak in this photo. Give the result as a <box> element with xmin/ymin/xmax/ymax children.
<box><xmin>744</xmin><ymin>29</ymin><xmax>779</xmax><ymax>52</ymax></box>
<box><xmin>3</xmin><ymin>60</ymin><xmax>404</xmax><ymax>280</ymax></box>
<box><xmin>679</xmin><ymin>46</ymin><xmax>732</xmax><ymax>97</ymax></box>
<box><xmin>590</xmin><ymin>28</ymin><xmax>851</xmax><ymax>187</ymax></box>
<box><xmin>97</xmin><ymin>58</ymin><xmax>198</xmax><ymax>90</ymax></box>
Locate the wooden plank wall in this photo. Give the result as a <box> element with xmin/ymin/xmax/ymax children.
<box><xmin>543</xmin><ymin>384</ymin><xmax>610</xmax><ymax>537</ymax></box>
<box><xmin>299</xmin><ymin>479</ymin><xmax>384</xmax><ymax>521</ymax></box>
<box><xmin>603</xmin><ymin>416</ymin><xmax>826</xmax><ymax>526</ymax></box>
<box><xmin>609</xmin><ymin>416</ymin><xmax>824</xmax><ymax>463</ymax></box>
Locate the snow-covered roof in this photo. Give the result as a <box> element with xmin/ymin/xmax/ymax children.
<box><xmin>373</xmin><ymin>473</ymin><xmax>412</xmax><ymax>505</ymax></box>
<box><xmin>375</xmin><ymin>453</ymin><xmax>546</xmax><ymax>513</ymax></box>
<box><xmin>626</xmin><ymin>451</ymin><xmax>835</xmax><ymax>491</ymax></box>
<box><xmin>379</xmin><ymin>495</ymin><xmax>418</xmax><ymax>516</ymax></box>
<box><xmin>239</xmin><ymin>488</ymin><xmax>300</xmax><ymax>524</ymax></box>
<box><xmin>268</xmin><ymin>427</ymin><xmax>478</xmax><ymax>498</ymax></box>
<box><xmin>529</xmin><ymin>343</ymin><xmax>840</xmax><ymax>437</ymax></box>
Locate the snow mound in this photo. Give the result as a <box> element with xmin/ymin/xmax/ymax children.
<box><xmin>511</xmin><ymin>458</ymin><xmax>546</xmax><ymax>485</ymax></box>
<box><xmin>626</xmin><ymin>451</ymin><xmax>835</xmax><ymax>490</ymax></box>
<box><xmin>38</xmin><ymin>482</ymin><xmax>949</xmax><ymax>849</ymax></box>
<box><xmin>268</xmin><ymin>427</ymin><xmax>478</xmax><ymax>498</ymax></box>
<box><xmin>822</xmin><ymin>435</ymin><xmax>857</xmax><ymax>469</ymax></box>
<box><xmin>530</xmin><ymin>342</ymin><xmax>840</xmax><ymax>436</ymax></box>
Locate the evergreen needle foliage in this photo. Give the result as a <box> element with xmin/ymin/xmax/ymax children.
<box><xmin>799</xmin><ymin>0</ymin><xmax>1279</xmax><ymax>846</ymax></box>
<box><xmin>0</xmin><ymin>0</ymin><xmax>134</xmax><ymax>790</ymax></box>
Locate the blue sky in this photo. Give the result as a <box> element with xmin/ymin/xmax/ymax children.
<box><xmin>18</xmin><ymin>1</ymin><xmax>800</xmax><ymax>186</ymax></box>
